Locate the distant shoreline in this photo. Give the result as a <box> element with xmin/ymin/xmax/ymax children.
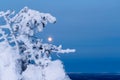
<box><xmin>67</xmin><ymin>73</ymin><xmax>120</xmax><ymax>80</ymax></box>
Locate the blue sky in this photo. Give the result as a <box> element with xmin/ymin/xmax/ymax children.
<box><xmin>0</xmin><ymin>0</ymin><xmax>120</xmax><ymax>73</ymax></box>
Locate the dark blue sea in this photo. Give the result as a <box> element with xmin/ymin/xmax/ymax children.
<box><xmin>68</xmin><ymin>73</ymin><xmax>120</xmax><ymax>80</ymax></box>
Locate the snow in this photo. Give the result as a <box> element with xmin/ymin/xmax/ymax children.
<box><xmin>22</xmin><ymin>60</ymin><xmax>70</xmax><ymax>80</ymax></box>
<box><xmin>0</xmin><ymin>45</ymin><xmax>70</xmax><ymax>80</ymax></box>
<box><xmin>44</xmin><ymin>60</ymin><xmax>70</xmax><ymax>80</ymax></box>
<box><xmin>0</xmin><ymin>42</ymin><xmax>20</xmax><ymax>80</ymax></box>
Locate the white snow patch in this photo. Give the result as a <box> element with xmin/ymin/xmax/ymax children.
<box><xmin>0</xmin><ymin>42</ymin><xmax>20</xmax><ymax>80</ymax></box>
<box><xmin>22</xmin><ymin>60</ymin><xmax>70</xmax><ymax>80</ymax></box>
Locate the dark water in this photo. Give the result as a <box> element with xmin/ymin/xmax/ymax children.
<box><xmin>68</xmin><ymin>73</ymin><xmax>120</xmax><ymax>80</ymax></box>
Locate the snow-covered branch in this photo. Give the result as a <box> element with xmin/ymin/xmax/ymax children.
<box><xmin>0</xmin><ymin>7</ymin><xmax>75</xmax><ymax>80</ymax></box>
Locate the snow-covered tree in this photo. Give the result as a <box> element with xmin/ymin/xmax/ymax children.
<box><xmin>0</xmin><ymin>7</ymin><xmax>75</xmax><ymax>80</ymax></box>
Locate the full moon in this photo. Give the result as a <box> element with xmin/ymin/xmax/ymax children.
<box><xmin>48</xmin><ymin>37</ymin><xmax>53</xmax><ymax>42</ymax></box>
